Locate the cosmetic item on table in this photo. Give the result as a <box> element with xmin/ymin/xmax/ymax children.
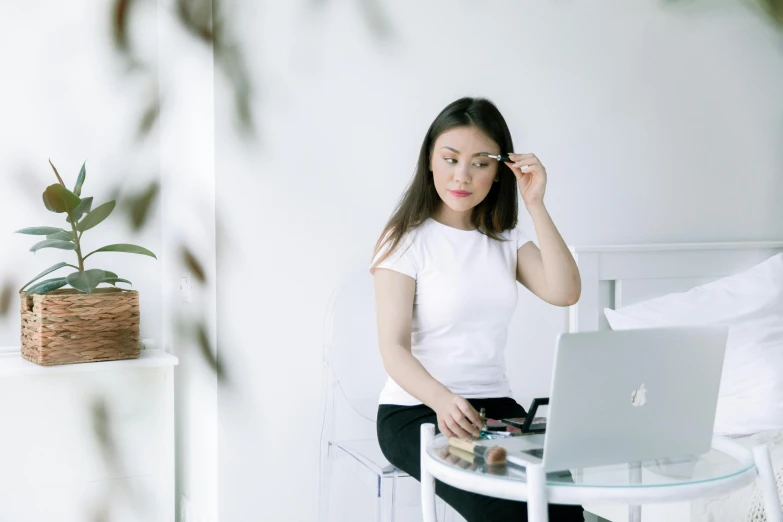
<box><xmin>501</xmin><ymin>417</ymin><xmax>547</xmax><ymax>433</ymax></box>
<box><xmin>448</xmin><ymin>446</ymin><xmax>482</xmax><ymax>469</ymax></box>
<box><xmin>501</xmin><ymin>397</ymin><xmax>550</xmax><ymax>434</ymax></box>
<box><xmin>447</xmin><ymin>447</ymin><xmax>508</xmax><ymax>475</ymax></box>
<box><xmin>448</xmin><ymin>437</ymin><xmax>507</xmax><ymax>465</ymax></box>
<box><xmin>485</xmin><ymin>418</ymin><xmax>509</xmax><ymax>431</ymax></box>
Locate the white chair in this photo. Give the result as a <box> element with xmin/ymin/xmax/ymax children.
<box><xmin>318</xmin><ymin>264</ymin><xmax>456</xmax><ymax>522</ymax></box>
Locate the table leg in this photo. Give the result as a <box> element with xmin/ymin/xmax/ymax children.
<box><xmin>420</xmin><ymin>424</ymin><xmax>438</xmax><ymax>522</ymax></box>
<box><xmin>753</xmin><ymin>444</ymin><xmax>783</xmax><ymax>522</ymax></box>
<box><xmin>526</xmin><ymin>464</ymin><xmax>549</xmax><ymax>522</ymax></box>
<box><xmin>629</xmin><ymin>461</ymin><xmax>642</xmax><ymax>522</ymax></box>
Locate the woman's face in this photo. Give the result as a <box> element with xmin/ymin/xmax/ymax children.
<box><xmin>430</xmin><ymin>125</ymin><xmax>501</xmax><ymax>215</ymax></box>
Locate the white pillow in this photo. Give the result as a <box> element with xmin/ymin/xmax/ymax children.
<box><xmin>604</xmin><ymin>253</ymin><xmax>783</xmax><ymax>436</ymax></box>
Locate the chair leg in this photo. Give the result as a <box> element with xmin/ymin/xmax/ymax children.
<box><xmin>421</xmin><ymin>424</ymin><xmax>438</xmax><ymax>522</ymax></box>
<box><xmin>318</xmin><ymin>442</ymin><xmax>335</xmax><ymax>522</ymax></box>
<box><xmin>444</xmin><ymin>503</ymin><xmax>455</xmax><ymax>522</ymax></box>
<box><xmin>753</xmin><ymin>444</ymin><xmax>783</xmax><ymax>522</ymax></box>
<box><xmin>375</xmin><ymin>474</ymin><xmax>382</xmax><ymax>522</ymax></box>
<box><xmin>391</xmin><ymin>470</ymin><xmax>398</xmax><ymax>522</ymax></box>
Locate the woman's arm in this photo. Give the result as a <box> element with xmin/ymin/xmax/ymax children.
<box><xmin>516</xmin><ymin>203</ymin><xmax>581</xmax><ymax>307</ymax></box>
<box><xmin>374</xmin><ymin>268</ymin><xmax>481</xmax><ymax>439</ymax></box>
<box><xmin>504</xmin><ymin>153</ymin><xmax>581</xmax><ymax>307</ymax></box>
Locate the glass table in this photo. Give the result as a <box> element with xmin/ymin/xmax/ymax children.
<box><xmin>420</xmin><ymin>425</ymin><xmax>782</xmax><ymax>522</ymax></box>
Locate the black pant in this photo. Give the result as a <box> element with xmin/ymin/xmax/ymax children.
<box><xmin>377</xmin><ymin>398</ymin><xmax>584</xmax><ymax>522</ymax></box>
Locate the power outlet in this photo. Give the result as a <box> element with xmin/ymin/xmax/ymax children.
<box><xmin>180</xmin><ymin>274</ymin><xmax>192</xmax><ymax>303</ymax></box>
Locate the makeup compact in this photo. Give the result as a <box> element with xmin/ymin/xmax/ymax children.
<box><xmin>501</xmin><ymin>397</ymin><xmax>549</xmax><ymax>434</ymax></box>
<box><xmin>477</xmin><ymin>407</ymin><xmax>523</xmax><ymax>439</ymax></box>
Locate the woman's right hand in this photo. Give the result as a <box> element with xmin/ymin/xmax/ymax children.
<box><xmin>433</xmin><ymin>392</ymin><xmax>482</xmax><ymax>440</ymax></box>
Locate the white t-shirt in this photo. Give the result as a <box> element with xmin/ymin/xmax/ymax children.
<box><xmin>372</xmin><ymin>217</ymin><xmax>533</xmax><ymax>406</ymax></box>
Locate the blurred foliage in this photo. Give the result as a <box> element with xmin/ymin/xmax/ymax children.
<box><xmin>122</xmin><ymin>180</ymin><xmax>160</xmax><ymax>232</ymax></box>
<box><xmin>196</xmin><ymin>320</ymin><xmax>226</xmax><ymax>381</ymax></box>
<box><xmin>182</xmin><ymin>245</ymin><xmax>206</xmax><ymax>283</ymax></box>
<box><xmin>747</xmin><ymin>0</ymin><xmax>783</xmax><ymax>28</ymax></box>
<box><xmin>137</xmin><ymin>96</ymin><xmax>160</xmax><ymax>138</ymax></box>
<box><xmin>112</xmin><ymin>0</ymin><xmax>255</xmax><ymax>135</ymax></box>
<box><xmin>0</xmin><ymin>282</ymin><xmax>13</xmax><ymax>316</ymax></box>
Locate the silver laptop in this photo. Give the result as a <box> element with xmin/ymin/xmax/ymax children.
<box><xmin>488</xmin><ymin>326</ymin><xmax>728</xmax><ymax>472</ymax></box>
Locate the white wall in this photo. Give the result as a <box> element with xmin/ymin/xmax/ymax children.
<box><xmin>0</xmin><ymin>3</ymin><xmax>218</xmax><ymax>522</ymax></box>
<box><xmin>0</xmin><ymin>0</ymin><xmax>162</xmax><ymax>348</ymax></box>
<box><xmin>157</xmin><ymin>1</ymin><xmax>219</xmax><ymax>522</ymax></box>
<box><xmin>216</xmin><ymin>1</ymin><xmax>783</xmax><ymax>521</ymax></box>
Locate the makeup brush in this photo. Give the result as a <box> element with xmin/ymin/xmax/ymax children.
<box><xmin>482</xmin><ymin>153</ymin><xmax>511</xmax><ymax>162</ymax></box>
<box><xmin>448</xmin><ymin>447</ymin><xmax>508</xmax><ymax>475</ymax></box>
<box><xmin>448</xmin><ymin>437</ymin><xmax>507</xmax><ymax>465</ymax></box>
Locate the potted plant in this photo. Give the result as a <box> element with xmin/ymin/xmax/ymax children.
<box><xmin>14</xmin><ymin>160</ymin><xmax>156</xmax><ymax>366</ymax></box>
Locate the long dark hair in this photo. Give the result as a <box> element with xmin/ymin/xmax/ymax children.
<box><xmin>371</xmin><ymin>97</ymin><xmax>519</xmax><ymax>270</ymax></box>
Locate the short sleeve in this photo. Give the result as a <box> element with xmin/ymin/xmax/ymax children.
<box><xmin>370</xmin><ymin>231</ymin><xmax>418</xmax><ymax>279</ymax></box>
<box><xmin>516</xmin><ymin>225</ymin><xmax>533</xmax><ymax>249</ymax></box>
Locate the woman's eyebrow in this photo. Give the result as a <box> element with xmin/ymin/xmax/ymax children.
<box><xmin>441</xmin><ymin>146</ymin><xmax>493</xmax><ymax>157</ymax></box>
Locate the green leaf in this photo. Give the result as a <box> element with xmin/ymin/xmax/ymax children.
<box><xmin>97</xmin><ymin>270</ymin><xmax>120</xmax><ymax>285</ymax></box>
<box><xmin>48</xmin><ymin>159</ymin><xmax>66</xmax><ymax>187</ymax></box>
<box><xmin>101</xmin><ymin>277</ymin><xmax>132</xmax><ymax>287</ymax></box>
<box><xmin>42</xmin><ymin>184</ymin><xmax>81</xmax><ymax>214</ymax></box>
<box><xmin>83</xmin><ymin>243</ymin><xmax>157</xmax><ymax>260</ymax></box>
<box><xmin>19</xmin><ymin>262</ymin><xmax>78</xmax><ymax>292</ymax></box>
<box><xmin>30</xmin><ymin>239</ymin><xmax>77</xmax><ymax>253</ymax></box>
<box><xmin>25</xmin><ymin>277</ymin><xmax>68</xmax><ymax>296</ymax></box>
<box><xmin>47</xmin><ymin>231</ymin><xmax>74</xmax><ymax>241</ymax></box>
<box><xmin>78</xmin><ymin>200</ymin><xmax>116</xmax><ymax>232</ymax></box>
<box><xmin>15</xmin><ymin>226</ymin><xmax>64</xmax><ymax>235</ymax></box>
<box><xmin>66</xmin><ymin>269</ymin><xmax>105</xmax><ymax>294</ymax></box>
<box><xmin>74</xmin><ymin>162</ymin><xmax>86</xmax><ymax>196</ymax></box>
<box><xmin>66</xmin><ymin>196</ymin><xmax>93</xmax><ymax>223</ymax></box>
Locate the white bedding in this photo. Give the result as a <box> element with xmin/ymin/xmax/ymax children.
<box><xmin>690</xmin><ymin>429</ymin><xmax>783</xmax><ymax>522</ymax></box>
<box><xmin>600</xmin><ymin>253</ymin><xmax>783</xmax><ymax>520</ymax></box>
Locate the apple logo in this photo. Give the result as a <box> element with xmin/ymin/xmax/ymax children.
<box><xmin>631</xmin><ymin>384</ymin><xmax>648</xmax><ymax>407</ymax></box>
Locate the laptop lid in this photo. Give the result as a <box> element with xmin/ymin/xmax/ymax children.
<box><xmin>540</xmin><ymin>325</ymin><xmax>728</xmax><ymax>472</ymax></box>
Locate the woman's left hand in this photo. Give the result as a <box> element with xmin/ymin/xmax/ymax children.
<box><xmin>505</xmin><ymin>153</ymin><xmax>547</xmax><ymax>208</ymax></box>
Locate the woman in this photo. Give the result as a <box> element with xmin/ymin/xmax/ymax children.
<box><xmin>370</xmin><ymin>97</ymin><xmax>583</xmax><ymax>521</ymax></box>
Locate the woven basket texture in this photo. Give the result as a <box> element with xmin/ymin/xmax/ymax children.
<box><xmin>20</xmin><ymin>288</ymin><xmax>140</xmax><ymax>366</ymax></box>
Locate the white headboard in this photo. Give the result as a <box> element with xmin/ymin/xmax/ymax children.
<box><xmin>567</xmin><ymin>241</ymin><xmax>783</xmax><ymax>333</ymax></box>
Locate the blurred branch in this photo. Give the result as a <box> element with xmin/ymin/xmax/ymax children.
<box><xmin>749</xmin><ymin>0</ymin><xmax>783</xmax><ymax>28</ymax></box>
<box><xmin>111</xmin><ymin>0</ymin><xmax>145</xmax><ymax>69</ymax></box>
<box><xmin>111</xmin><ymin>0</ymin><xmax>255</xmax><ymax>136</ymax></box>
<box><xmin>177</xmin><ymin>0</ymin><xmax>213</xmax><ymax>42</ymax></box>
<box><xmin>112</xmin><ymin>0</ymin><xmax>134</xmax><ymax>53</ymax></box>
<box><xmin>213</xmin><ymin>0</ymin><xmax>255</xmax><ymax>134</ymax></box>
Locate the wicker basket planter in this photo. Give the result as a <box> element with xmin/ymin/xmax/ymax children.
<box><xmin>20</xmin><ymin>288</ymin><xmax>141</xmax><ymax>366</ymax></box>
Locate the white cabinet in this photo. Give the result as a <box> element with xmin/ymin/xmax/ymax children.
<box><xmin>0</xmin><ymin>345</ymin><xmax>177</xmax><ymax>522</ymax></box>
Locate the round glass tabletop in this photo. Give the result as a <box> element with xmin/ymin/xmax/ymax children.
<box><xmin>426</xmin><ymin>434</ymin><xmax>755</xmax><ymax>488</ymax></box>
